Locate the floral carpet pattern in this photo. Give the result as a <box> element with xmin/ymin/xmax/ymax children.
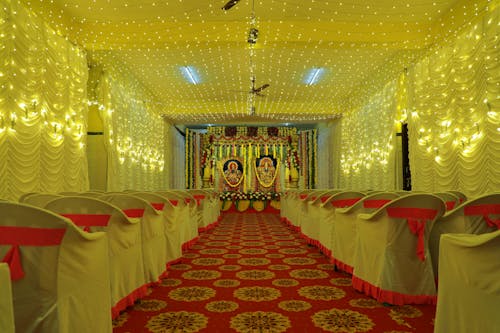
<box><xmin>113</xmin><ymin>212</ymin><xmax>436</xmax><ymax>332</ymax></box>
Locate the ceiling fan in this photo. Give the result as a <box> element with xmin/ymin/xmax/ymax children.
<box><xmin>249</xmin><ymin>76</ymin><xmax>270</xmax><ymax>97</ymax></box>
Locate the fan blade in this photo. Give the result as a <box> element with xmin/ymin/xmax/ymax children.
<box><xmin>253</xmin><ymin>84</ymin><xmax>270</xmax><ymax>93</ymax></box>
<box><xmin>222</xmin><ymin>0</ymin><xmax>240</xmax><ymax>10</ymax></box>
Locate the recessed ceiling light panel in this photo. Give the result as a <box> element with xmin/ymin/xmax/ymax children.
<box><xmin>180</xmin><ymin>66</ymin><xmax>201</xmax><ymax>85</ymax></box>
<box><xmin>304</xmin><ymin>68</ymin><xmax>325</xmax><ymax>86</ymax></box>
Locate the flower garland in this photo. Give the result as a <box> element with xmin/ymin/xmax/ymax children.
<box><xmin>286</xmin><ymin>147</ymin><xmax>300</xmax><ymax>170</ymax></box>
<box><xmin>254</xmin><ymin>159</ymin><xmax>280</xmax><ymax>188</ymax></box>
<box><xmin>219</xmin><ymin>191</ymin><xmax>281</xmax><ymax>201</ymax></box>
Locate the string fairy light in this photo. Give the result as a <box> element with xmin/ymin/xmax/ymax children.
<box><xmin>18</xmin><ymin>0</ymin><xmax>491</xmax><ymax>124</ymax></box>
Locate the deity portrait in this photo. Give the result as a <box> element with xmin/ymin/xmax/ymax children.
<box><xmin>222</xmin><ymin>159</ymin><xmax>244</xmax><ymax>187</ymax></box>
<box><xmin>255</xmin><ymin>155</ymin><xmax>278</xmax><ymax>188</ymax></box>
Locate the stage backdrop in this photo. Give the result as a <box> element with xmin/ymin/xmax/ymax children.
<box><xmin>185</xmin><ymin>126</ymin><xmax>317</xmax><ymax>192</ymax></box>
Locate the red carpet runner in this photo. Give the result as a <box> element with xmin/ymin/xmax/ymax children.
<box><xmin>113</xmin><ymin>213</ymin><xmax>436</xmax><ymax>332</ymax></box>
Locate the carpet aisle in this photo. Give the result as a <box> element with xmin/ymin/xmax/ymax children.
<box><xmin>113</xmin><ymin>212</ymin><xmax>436</xmax><ymax>332</ymax></box>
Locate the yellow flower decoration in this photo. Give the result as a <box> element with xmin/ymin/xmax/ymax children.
<box><xmin>312</xmin><ymin>308</ymin><xmax>374</xmax><ymax>333</ymax></box>
<box><xmin>230</xmin><ymin>312</ymin><xmax>291</xmax><ymax>333</ymax></box>
<box><xmin>237</xmin><ymin>258</ymin><xmax>271</xmax><ymax>266</ymax></box>
<box><xmin>349</xmin><ymin>298</ymin><xmax>383</xmax><ymax>309</ymax></box>
<box><xmin>182</xmin><ymin>270</ymin><xmax>222</xmax><ymax>280</ymax></box>
<box><xmin>205</xmin><ymin>301</ymin><xmax>239</xmax><ymax>313</ymax></box>
<box><xmin>199</xmin><ymin>248</ymin><xmax>228</xmax><ymax>255</ymax></box>
<box><xmin>112</xmin><ymin>313</ymin><xmax>128</xmax><ymax>328</ymax></box>
<box><xmin>134</xmin><ymin>299</ymin><xmax>167</xmax><ymax>312</ymax></box>
<box><xmin>146</xmin><ymin>311</ymin><xmax>208</xmax><ymax>333</ymax></box>
<box><xmin>239</xmin><ymin>248</ymin><xmax>268</xmax><ymax>255</ymax></box>
<box><xmin>213</xmin><ymin>279</ymin><xmax>241</xmax><ymax>288</ymax></box>
<box><xmin>272</xmin><ymin>279</ymin><xmax>299</xmax><ymax>287</ymax></box>
<box><xmin>161</xmin><ymin>278</ymin><xmax>182</xmax><ymax>287</ymax></box>
<box><xmin>330</xmin><ymin>277</ymin><xmax>352</xmax><ymax>286</ymax></box>
<box><xmin>192</xmin><ymin>258</ymin><xmax>226</xmax><ymax>266</ymax></box>
<box><xmin>268</xmin><ymin>264</ymin><xmax>292</xmax><ymax>271</ymax></box>
<box><xmin>278</xmin><ymin>248</ymin><xmax>308</xmax><ymax>254</ymax></box>
<box><xmin>283</xmin><ymin>257</ymin><xmax>317</xmax><ymax>265</ymax></box>
<box><xmin>289</xmin><ymin>269</ymin><xmax>329</xmax><ymax>279</ymax></box>
<box><xmin>233</xmin><ymin>287</ymin><xmax>281</xmax><ymax>302</ymax></box>
<box><xmin>299</xmin><ymin>286</ymin><xmax>346</xmax><ymax>301</ymax></box>
<box><xmin>169</xmin><ymin>264</ymin><xmax>192</xmax><ymax>271</ymax></box>
<box><xmin>168</xmin><ymin>287</ymin><xmax>216</xmax><ymax>302</ymax></box>
<box><xmin>278</xmin><ymin>300</ymin><xmax>312</xmax><ymax>312</ymax></box>
<box><xmin>236</xmin><ymin>270</ymin><xmax>276</xmax><ymax>280</ymax></box>
<box><xmin>205</xmin><ymin>241</ymin><xmax>231</xmax><ymax>247</ymax></box>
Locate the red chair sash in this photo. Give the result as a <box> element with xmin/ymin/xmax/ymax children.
<box><xmin>299</xmin><ymin>194</ymin><xmax>307</xmax><ymax>200</ymax></box>
<box><xmin>464</xmin><ymin>204</ymin><xmax>500</xmax><ymax>229</ymax></box>
<box><xmin>387</xmin><ymin>207</ymin><xmax>437</xmax><ymax>261</ymax></box>
<box><xmin>193</xmin><ymin>195</ymin><xmax>205</xmax><ymax>206</ymax></box>
<box><xmin>0</xmin><ymin>226</ymin><xmax>66</xmax><ymax>281</ymax></box>
<box><xmin>151</xmin><ymin>202</ymin><xmax>165</xmax><ymax>210</ymax></box>
<box><xmin>363</xmin><ymin>199</ymin><xmax>391</xmax><ymax>208</ymax></box>
<box><xmin>445</xmin><ymin>201</ymin><xmax>456</xmax><ymax>211</ymax></box>
<box><xmin>320</xmin><ymin>196</ymin><xmax>330</xmax><ymax>203</ymax></box>
<box><xmin>123</xmin><ymin>209</ymin><xmax>145</xmax><ymax>218</ymax></box>
<box><xmin>331</xmin><ymin>198</ymin><xmax>362</xmax><ymax>208</ymax></box>
<box><xmin>61</xmin><ymin>214</ymin><xmax>111</xmax><ymax>232</ymax></box>
<box><xmin>168</xmin><ymin>200</ymin><xmax>178</xmax><ymax>207</ymax></box>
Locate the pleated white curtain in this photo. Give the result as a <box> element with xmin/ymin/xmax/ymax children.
<box><xmin>0</xmin><ymin>0</ymin><xmax>89</xmax><ymax>201</ymax></box>
<box><xmin>338</xmin><ymin>80</ymin><xmax>399</xmax><ymax>191</ymax></box>
<box><xmin>90</xmin><ymin>66</ymin><xmax>167</xmax><ymax>192</ymax></box>
<box><xmin>164</xmin><ymin>123</ymin><xmax>185</xmax><ymax>189</ymax></box>
<box><xmin>408</xmin><ymin>6</ymin><xmax>500</xmax><ymax>198</ymax></box>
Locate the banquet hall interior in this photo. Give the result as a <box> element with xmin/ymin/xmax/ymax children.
<box><xmin>0</xmin><ymin>0</ymin><xmax>499</xmax><ymax>332</ymax></box>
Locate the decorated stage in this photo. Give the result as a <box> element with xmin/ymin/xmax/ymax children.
<box><xmin>185</xmin><ymin>126</ymin><xmax>317</xmax><ymax>192</ymax></box>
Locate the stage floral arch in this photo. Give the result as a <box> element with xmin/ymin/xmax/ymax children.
<box><xmin>185</xmin><ymin>126</ymin><xmax>317</xmax><ymax>211</ymax></box>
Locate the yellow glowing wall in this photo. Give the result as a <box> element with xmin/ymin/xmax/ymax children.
<box><xmin>0</xmin><ymin>0</ymin><xmax>89</xmax><ymax>200</ymax></box>
<box><xmin>407</xmin><ymin>6</ymin><xmax>500</xmax><ymax>197</ymax></box>
<box><xmin>334</xmin><ymin>6</ymin><xmax>499</xmax><ymax>196</ymax></box>
<box><xmin>88</xmin><ymin>64</ymin><xmax>167</xmax><ymax>191</ymax></box>
<box><xmin>337</xmin><ymin>79</ymin><xmax>399</xmax><ymax>190</ymax></box>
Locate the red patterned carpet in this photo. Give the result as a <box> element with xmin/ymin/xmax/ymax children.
<box><xmin>113</xmin><ymin>212</ymin><xmax>436</xmax><ymax>332</ymax></box>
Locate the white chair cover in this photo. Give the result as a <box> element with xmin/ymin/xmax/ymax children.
<box><xmin>429</xmin><ymin>192</ymin><xmax>500</xmax><ymax>279</ymax></box>
<box><xmin>446</xmin><ymin>190</ymin><xmax>467</xmax><ymax>203</ymax></box>
<box><xmin>306</xmin><ymin>191</ymin><xmax>364</xmax><ymax>258</ymax></box>
<box><xmin>101</xmin><ymin>194</ymin><xmax>168</xmax><ymax>284</ymax></box>
<box><xmin>302</xmin><ymin>190</ymin><xmax>345</xmax><ymax>249</ymax></box>
<box><xmin>280</xmin><ymin>190</ymin><xmax>300</xmax><ymax>230</ymax></box>
<box><xmin>44</xmin><ymin>196</ymin><xmax>146</xmax><ymax>319</ymax></box>
<box><xmin>331</xmin><ymin>192</ymin><xmax>399</xmax><ymax>273</ymax></box>
<box><xmin>188</xmin><ymin>189</ymin><xmax>219</xmax><ymax>231</ymax></box>
<box><xmin>434</xmin><ymin>230</ymin><xmax>500</xmax><ymax>333</ymax></box>
<box><xmin>433</xmin><ymin>192</ymin><xmax>460</xmax><ymax>211</ymax></box>
<box><xmin>291</xmin><ymin>189</ymin><xmax>326</xmax><ymax>231</ymax></box>
<box><xmin>157</xmin><ymin>191</ymin><xmax>199</xmax><ymax>250</ymax></box>
<box><xmin>352</xmin><ymin>194</ymin><xmax>446</xmax><ymax>305</ymax></box>
<box><xmin>133</xmin><ymin>192</ymin><xmax>183</xmax><ymax>266</ymax></box>
<box><xmin>20</xmin><ymin>193</ymin><xmax>63</xmax><ymax>208</ymax></box>
<box><xmin>0</xmin><ymin>202</ymin><xmax>111</xmax><ymax>332</ymax></box>
<box><xmin>0</xmin><ymin>263</ymin><xmax>15</xmax><ymax>333</ymax></box>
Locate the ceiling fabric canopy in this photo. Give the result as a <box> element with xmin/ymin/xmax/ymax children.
<box><xmin>24</xmin><ymin>0</ymin><xmax>490</xmax><ymax>124</ymax></box>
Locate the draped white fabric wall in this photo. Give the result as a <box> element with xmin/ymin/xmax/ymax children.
<box><xmin>91</xmin><ymin>67</ymin><xmax>167</xmax><ymax>191</ymax></box>
<box><xmin>0</xmin><ymin>0</ymin><xmax>89</xmax><ymax>201</ymax></box>
<box><xmin>407</xmin><ymin>6</ymin><xmax>500</xmax><ymax>198</ymax></box>
<box><xmin>337</xmin><ymin>80</ymin><xmax>399</xmax><ymax>191</ymax></box>
<box><xmin>317</xmin><ymin>122</ymin><xmax>335</xmax><ymax>188</ymax></box>
<box><xmin>165</xmin><ymin>125</ymin><xmax>185</xmax><ymax>189</ymax></box>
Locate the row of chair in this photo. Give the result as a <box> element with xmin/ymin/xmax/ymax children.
<box><xmin>280</xmin><ymin>189</ymin><xmax>499</xmax><ymax>306</ymax></box>
<box><xmin>0</xmin><ymin>189</ymin><xmax>220</xmax><ymax>333</ymax></box>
